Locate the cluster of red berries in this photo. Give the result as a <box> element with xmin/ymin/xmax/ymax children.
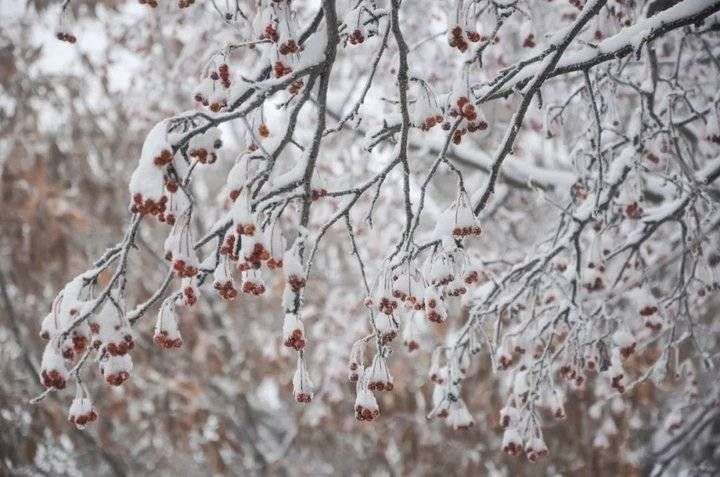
<box><xmin>131</xmin><ymin>193</ymin><xmax>168</xmax><ymax>218</ymax></box>
<box><xmin>220</xmin><ymin>235</ymin><xmax>239</xmax><ymax>261</ymax></box>
<box><xmin>355</xmin><ymin>404</ymin><xmax>380</xmax><ymax>422</ymax></box>
<box><xmin>464</xmin><ymin>270</ymin><xmax>480</xmax><ymax>284</ymax></box>
<box><xmin>279</xmin><ymin>39</ymin><xmax>299</xmax><ymax>55</ymax></box>
<box><xmin>398</xmin><ymin>292</ymin><xmax>424</xmax><ymax>311</ymax></box>
<box><xmin>448</xmin><ymin>26</ymin><xmax>483</xmax><ymax>52</ymax></box>
<box><xmin>288</xmin><ymin>79</ymin><xmax>304</xmax><ymax>95</ymax></box>
<box><xmin>624</xmin><ymin>202</ymin><xmax>644</xmax><ymax>219</ymax></box>
<box><xmin>236</xmin><ymin>223</ymin><xmax>256</xmax><ymax>236</ymax></box>
<box><xmin>169</xmin><ymin>257</ymin><xmax>198</xmax><ymax>278</ymax></box>
<box><xmin>242</xmin><ymin>280</ymin><xmax>266</xmax><ymax>295</ymax></box>
<box><xmin>56</xmin><ymin>32</ymin><xmax>77</xmax><ymax>44</ymax></box>
<box><xmin>153</xmin><ymin>149</ymin><xmax>174</xmax><ymax>167</ymax></box>
<box><xmin>236</xmin><ymin>248</ymin><xmax>262</xmax><ymax>271</ymax></box>
<box><xmin>503</xmin><ymin>439</ymin><xmax>522</xmax><ymax>456</ymax></box>
<box><xmin>522</xmin><ymin>34</ymin><xmax>536</xmax><ymax>48</ymax></box>
<box><xmin>208</xmin><ymin>99</ymin><xmax>227</xmax><ymax>113</ymax></box>
<box><xmin>367</xmin><ymin>380</ymin><xmax>393</xmax><ymax>392</ymax></box>
<box><xmin>183</xmin><ymin>285</ymin><xmax>198</xmax><ymax>306</ymax></box>
<box><xmin>260</xmin><ymin>24</ymin><xmax>280</xmax><ymax>43</ymax></box>
<box><xmin>210</xmin><ymin>64</ymin><xmax>230</xmax><ymax>88</ymax></box>
<box><xmin>348</xmin><ymin>29</ymin><xmax>365</xmax><ymax>45</ymax></box>
<box><xmin>348</xmin><ymin>362</ymin><xmax>360</xmax><ymax>382</ymax></box>
<box><xmin>295</xmin><ymin>392</ymin><xmax>312</xmax><ymax>403</ymax></box>
<box><xmin>420</xmin><ymin>114</ymin><xmax>444</xmax><ymax>131</ymax></box>
<box><xmin>583</xmin><ymin>276</ymin><xmax>605</xmax><ymax>293</ymax></box>
<box><xmin>214</xmin><ymin>279</ymin><xmax>238</xmax><ymax>300</ymax></box>
<box><xmin>178</xmin><ymin>0</ymin><xmax>195</xmax><ymax>8</ymax></box>
<box><xmin>559</xmin><ymin>365</ymin><xmax>586</xmax><ymax>388</ymax></box>
<box><xmin>639</xmin><ymin>305</ymin><xmax>658</xmax><ymax>317</ymax></box>
<box><xmin>274</xmin><ymin>61</ymin><xmax>292</xmax><ymax>78</ymax></box>
<box><xmin>106</xmin><ymin>331</ymin><xmax>135</xmax><ymax>356</ymax></box>
<box><xmin>377</xmin><ymin>297</ymin><xmax>399</xmax><ymax>315</ymax></box>
<box><xmin>425</xmin><ymin>297</ymin><xmax>444</xmax><ymax>323</ymax></box>
<box><xmin>69</xmin><ymin>408</ymin><xmax>98</xmax><ymax>427</ymax></box>
<box><xmin>138</xmin><ymin>0</ymin><xmax>158</xmax><ymax>7</ymax></box>
<box><xmin>452</xmin><ymin>225</ymin><xmax>482</xmax><ymax>237</ymax></box>
<box><xmin>194</xmin><ymin>89</ymin><xmax>224</xmax><ymax>108</ymax></box>
<box><xmin>452</xmin><ymin>97</ymin><xmax>479</xmax><ymax>121</ymax></box>
<box><xmin>287</xmin><ymin>274</ymin><xmax>306</xmax><ymax>293</ymax></box>
<box><xmin>241</xmin><ymin>242</ymin><xmax>271</xmax><ymax>270</ymax></box>
<box><xmin>153</xmin><ymin>331</ymin><xmax>183</xmax><ymax>349</ymax></box>
<box><xmin>525</xmin><ymin>444</ymin><xmax>549</xmax><ymax>463</ymax></box>
<box><xmin>189</xmin><ymin>147</ymin><xmax>217</xmax><ymax>164</ymax></box>
<box><xmin>449</xmin><ymin>97</ymin><xmax>488</xmax><ymax>144</ymax></box>
<box><xmin>105</xmin><ymin>370</ymin><xmax>130</xmax><ymax>386</ymax></box>
<box><xmin>467</xmin><ymin>31</ymin><xmax>482</xmax><ymax>43</ymax></box>
<box><xmin>311</xmin><ymin>188</ymin><xmax>327</xmax><ymax>201</ymax></box>
<box><xmin>42</xmin><ymin>369</ymin><xmax>67</xmax><ymax>389</ymax></box>
<box><xmin>284</xmin><ymin>329</ymin><xmax>305</xmax><ymax>351</ymax></box>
